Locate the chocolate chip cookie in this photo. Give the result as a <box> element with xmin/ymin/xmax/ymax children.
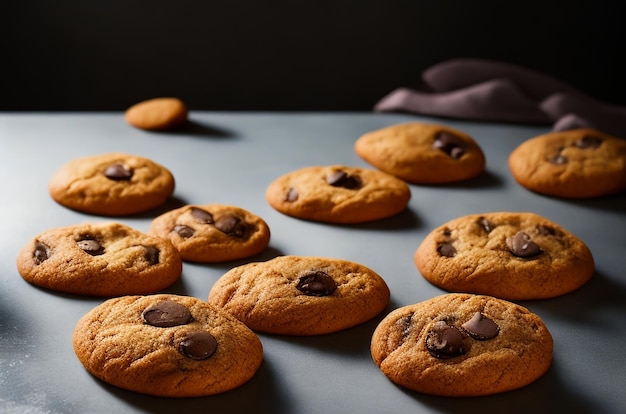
<box><xmin>354</xmin><ymin>122</ymin><xmax>485</xmax><ymax>184</ymax></box>
<box><xmin>49</xmin><ymin>152</ymin><xmax>175</xmax><ymax>216</ymax></box>
<box><xmin>124</xmin><ymin>97</ymin><xmax>188</xmax><ymax>130</ymax></box>
<box><xmin>265</xmin><ymin>165</ymin><xmax>411</xmax><ymax>224</ymax></box>
<box><xmin>414</xmin><ymin>212</ymin><xmax>594</xmax><ymax>300</ymax></box>
<box><xmin>508</xmin><ymin>128</ymin><xmax>626</xmax><ymax>198</ymax></box>
<box><xmin>371</xmin><ymin>293</ymin><xmax>553</xmax><ymax>397</ymax></box>
<box><xmin>149</xmin><ymin>204</ymin><xmax>271</xmax><ymax>263</ymax></box>
<box><xmin>208</xmin><ymin>255</ymin><xmax>390</xmax><ymax>335</ymax></box>
<box><xmin>16</xmin><ymin>222</ymin><xmax>182</xmax><ymax>296</ymax></box>
<box><xmin>72</xmin><ymin>294</ymin><xmax>263</xmax><ymax>397</ymax></box>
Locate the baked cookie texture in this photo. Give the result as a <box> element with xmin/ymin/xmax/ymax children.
<box><xmin>72</xmin><ymin>294</ymin><xmax>263</xmax><ymax>397</ymax></box>
<box><xmin>49</xmin><ymin>152</ymin><xmax>175</xmax><ymax>216</ymax></box>
<box><xmin>16</xmin><ymin>222</ymin><xmax>182</xmax><ymax>296</ymax></box>
<box><xmin>371</xmin><ymin>293</ymin><xmax>553</xmax><ymax>397</ymax></box>
<box><xmin>208</xmin><ymin>255</ymin><xmax>390</xmax><ymax>335</ymax></box>
<box><xmin>149</xmin><ymin>204</ymin><xmax>271</xmax><ymax>263</ymax></box>
<box><xmin>354</xmin><ymin>122</ymin><xmax>486</xmax><ymax>184</ymax></box>
<box><xmin>265</xmin><ymin>165</ymin><xmax>411</xmax><ymax>224</ymax></box>
<box><xmin>124</xmin><ymin>97</ymin><xmax>188</xmax><ymax>130</ymax></box>
<box><xmin>508</xmin><ymin>128</ymin><xmax>626</xmax><ymax>198</ymax></box>
<box><xmin>414</xmin><ymin>212</ymin><xmax>594</xmax><ymax>300</ymax></box>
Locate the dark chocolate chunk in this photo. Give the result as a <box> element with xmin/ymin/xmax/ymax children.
<box><xmin>104</xmin><ymin>163</ymin><xmax>133</xmax><ymax>181</ymax></box>
<box><xmin>437</xmin><ymin>242</ymin><xmax>456</xmax><ymax>257</ymax></box>
<box><xmin>190</xmin><ymin>207</ymin><xmax>214</xmax><ymax>224</ymax></box>
<box><xmin>33</xmin><ymin>241</ymin><xmax>50</xmax><ymax>264</ymax></box>
<box><xmin>461</xmin><ymin>311</ymin><xmax>499</xmax><ymax>340</ymax></box>
<box><xmin>215</xmin><ymin>214</ymin><xmax>247</xmax><ymax>238</ymax></box>
<box><xmin>326</xmin><ymin>170</ymin><xmax>362</xmax><ymax>189</ymax></box>
<box><xmin>296</xmin><ymin>270</ymin><xmax>337</xmax><ymax>296</ymax></box>
<box><xmin>77</xmin><ymin>238</ymin><xmax>104</xmax><ymax>256</ymax></box>
<box><xmin>478</xmin><ymin>217</ymin><xmax>496</xmax><ymax>233</ymax></box>
<box><xmin>142</xmin><ymin>300</ymin><xmax>192</xmax><ymax>327</ymax></box>
<box><xmin>575</xmin><ymin>135</ymin><xmax>602</xmax><ymax>149</ymax></box>
<box><xmin>425</xmin><ymin>321</ymin><xmax>468</xmax><ymax>358</ymax></box>
<box><xmin>506</xmin><ymin>231</ymin><xmax>543</xmax><ymax>258</ymax></box>
<box><xmin>143</xmin><ymin>246</ymin><xmax>160</xmax><ymax>265</ymax></box>
<box><xmin>174</xmin><ymin>224</ymin><xmax>195</xmax><ymax>238</ymax></box>
<box><xmin>179</xmin><ymin>331</ymin><xmax>218</xmax><ymax>360</ymax></box>
<box><xmin>285</xmin><ymin>187</ymin><xmax>299</xmax><ymax>202</ymax></box>
<box><xmin>433</xmin><ymin>131</ymin><xmax>467</xmax><ymax>159</ymax></box>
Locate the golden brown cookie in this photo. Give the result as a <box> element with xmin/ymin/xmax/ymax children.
<box><xmin>371</xmin><ymin>293</ymin><xmax>553</xmax><ymax>397</ymax></box>
<box><xmin>16</xmin><ymin>222</ymin><xmax>182</xmax><ymax>296</ymax></box>
<box><xmin>354</xmin><ymin>122</ymin><xmax>485</xmax><ymax>184</ymax></box>
<box><xmin>508</xmin><ymin>128</ymin><xmax>626</xmax><ymax>198</ymax></box>
<box><xmin>208</xmin><ymin>255</ymin><xmax>390</xmax><ymax>335</ymax></box>
<box><xmin>72</xmin><ymin>294</ymin><xmax>263</xmax><ymax>397</ymax></box>
<box><xmin>265</xmin><ymin>165</ymin><xmax>411</xmax><ymax>224</ymax></box>
<box><xmin>149</xmin><ymin>204</ymin><xmax>271</xmax><ymax>263</ymax></box>
<box><xmin>414</xmin><ymin>212</ymin><xmax>594</xmax><ymax>300</ymax></box>
<box><xmin>49</xmin><ymin>152</ymin><xmax>175</xmax><ymax>216</ymax></box>
<box><xmin>124</xmin><ymin>97</ymin><xmax>188</xmax><ymax>130</ymax></box>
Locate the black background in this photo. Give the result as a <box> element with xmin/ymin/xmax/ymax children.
<box><xmin>2</xmin><ymin>1</ymin><xmax>624</xmax><ymax>111</ymax></box>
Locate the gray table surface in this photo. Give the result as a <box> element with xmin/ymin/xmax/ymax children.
<box><xmin>1</xmin><ymin>112</ymin><xmax>625</xmax><ymax>414</ymax></box>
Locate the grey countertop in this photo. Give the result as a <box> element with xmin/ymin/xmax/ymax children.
<box><xmin>1</xmin><ymin>112</ymin><xmax>625</xmax><ymax>414</ymax></box>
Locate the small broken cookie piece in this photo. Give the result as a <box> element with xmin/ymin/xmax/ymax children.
<box><xmin>508</xmin><ymin>128</ymin><xmax>626</xmax><ymax>198</ymax></box>
<box><xmin>371</xmin><ymin>293</ymin><xmax>553</xmax><ymax>397</ymax></box>
<box><xmin>414</xmin><ymin>212</ymin><xmax>594</xmax><ymax>300</ymax></box>
<box><xmin>354</xmin><ymin>122</ymin><xmax>485</xmax><ymax>184</ymax></box>
<box><xmin>265</xmin><ymin>165</ymin><xmax>411</xmax><ymax>224</ymax></box>
<box><xmin>124</xmin><ymin>97</ymin><xmax>188</xmax><ymax>130</ymax></box>
<box><xmin>72</xmin><ymin>294</ymin><xmax>263</xmax><ymax>397</ymax></box>
<box><xmin>48</xmin><ymin>152</ymin><xmax>175</xmax><ymax>216</ymax></box>
<box><xmin>16</xmin><ymin>222</ymin><xmax>182</xmax><ymax>296</ymax></box>
<box><xmin>149</xmin><ymin>204</ymin><xmax>271</xmax><ymax>263</ymax></box>
<box><xmin>207</xmin><ymin>255</ymin><xmax>390</xmax><ymax>335</ymax></box>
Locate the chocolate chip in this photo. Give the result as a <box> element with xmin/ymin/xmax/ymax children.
<box><xmin>478</xmin><ymin>217</ymin><xmax>496</xmax><ymax>233</ymax></box>
<box><xmin>296</xmin><ymin>270</ymin><xmax>337</xmax><ymax>296</ymax></box>
<box><xmin>549</xmin><ymin>154</ymin><xmax>568</xmax><ymax>165</ymax></box>
<box><xmin>326</xmin><ymin>170</ymin><xmax>362</xmax><ymax>189</ymax></box>
<box><xmin>461</xmin><ymin>312</ymin><xmax>499</xmax><ymax>340</ymax></box>
<box><xmin>142</xmin><ymin>300</ymin><xmax>192</xmax><ymax>327</ymax></box>
<box><xmin>174</xmin><ymin>224</ymin><xmax>195</xmax><ymax>238</ymax></box>
<box><xmin>215</xmin><ymin>214</ymin><xmax>247</xmax><ymax>238</ymax></box>
<box><xmin>437</xmin><ymin>242</ymin><xmax>456</xmax><ymax>257</ymax></box>
<box><xmin>33</xmin><ymin>241</ymin><xmax>50</xmax><ymax>264</ymax></box>
<box><xmin>433</xmin><ymin>131</ymin><xmax>467</xmax><ymax>159</ymax></box>
<box><xmin>190</xmin><ymin>207</ymin><xmax>214</xmax><ymax>224</ymax></box>
<box><xmin>285</xmin><ymin>187</ymin><xmax>299</xmax><ymax>202</ymax></box>
<box><xmin>77</xmin><ymin>238</ymin><xmax>104</xmax><ymax>256</ymax></box>
<box><xmin>104</xmin><ymin>163</ymin><xmax>133</xmax><ymax>181</ymax></box>
<box><xmin>425</xmin><ymin>321</ymin><xmax>468</xmax><ymax>359</ymax></box>
<box><xmin>143</xmin><ymin>246</ymin><xmax>160</xmax><ymax>265</ymax></box>
<box><xmin>575</xmin><ymin>135</ymin><xmax>602</xmax><ymax>149</ymax></box>
<box><xmin>506</xmin><ymin>231</ymin><xmax>543</xmax><ymax>258</ymax></box>
<box><xmin>179</xmin><ymin>331</ymin><xmax>218</xmax><ymax>360</ymax></box>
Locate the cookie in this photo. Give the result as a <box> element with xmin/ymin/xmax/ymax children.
<box><xmin>414</xmin><ymin>212</ymin><xmax>594</xmax><ymax>300</ymax></box>
<box><xmin>49</xmin><ymin>152</ymin><xmax>175</xmax><ymax>216</ymax></box>
<box><xmin>16</xmin><ymin>222</ymin><xmax>182</xmax><ymax>296</ymax></box>
<box><xmin>265</xmin><ymin>165</ymin><xmax>411</xmax><ymax>224</ymax></box>
<box><xmin>149</xmin><ymin>204</ymin><xmax>271</xmax><ymax>263</ymax></box>
<box><xmin>371</xmin><ymin>293</ymin><xmax>553</xmax><ymax>397</ymax></box>
<box><xmin>354</xmin><ymin>122</ymin><xmax>485</xmax><ymax>184</ymax></box>
<box><xmin>508</xmin><ymin>128</ymin><xmax>626</xmax><ymax>198</ymax></box>
<box><xmin>72</xmin><ymin>294</ymin><xmax>263</xmax><ymax>397</ymax></box>
<box><xmin>124</xmin><ymin>97</ymin><xmax>188</xmax><ymax>130</ymax></box>
<box><xmin>208</xmin><ymin>255</ymin><xmax>390</xmax><ymax>335</ymax></box>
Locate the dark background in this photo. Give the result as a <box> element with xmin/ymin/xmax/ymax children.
<box><xmin>2</xmin><ymin>1</ymin><xmax>624</xmax><ymax>111</ymax></box>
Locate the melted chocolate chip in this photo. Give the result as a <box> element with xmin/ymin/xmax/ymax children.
<box><xmin>285</xmin><ymin>187</ymin><xmax>299</xmax><ymax>202</ymax></box>
<box><xmin>143</xmin><ymin>246</ymin><xmax>160</xmax><ymax>265</ymax></box>
<box><xmin>174</xmin><ymin>224</ymin><xmax>195</xmax><ymax>238</ymax></box>
<box><xmin>33</xmin><ymin>242</ymin><xmax>50</xmax><ymax>264</ymax></box>
<box><xmin>461</xmin><ymin>312</ymin><xmax>499</xmax><ymax>340</ymax></box>
<box><xmin>506</xmin><ymin>231</ymin><xmax>543</xmax><ymax>258</ymax></box>
<box><xmin>104</xmin><ymin>163</ymin><xmax>133</xmax><ymax>181</ymax></box>
<box><xmin>326</xmin><ymin>170</ymin><xmax>362</xmax><ymax>189</ymax></box>
<box><xmin>215</xmin><ymin>214</ymin><xmax>247</xmax><ymax>238</ymax></box>
<box><xmin>77</xmin><ymin>238</ymin><xmax>104</xmax><ymax>256</ymax></box>
<box><xmin>549</xmin><ymin>154</ymin><xmax>568</xmax><ymax>165</ymax></box>
<box><xmin>433</xmin><ymin>131</ymin><xmax>467</xmax><ymax>159</ymax></box>
<box><xmin>425</xmin><ymin>321</ymin><xmax>468</xmax><ymax>359</ymax></box>
<box><xmin>478</xmin><ymin>217</ymin><xmax>496</xmax><ymax>233</ymax></box>
<box><xmin>179</xmin><ymin>331</ymin><xmax>218</xmax><ymax>360</ymax></box>
<box><xmin>437</xmin><ymin>242</ymin><xmax>456</xmax><ymax>257</ymax></box>
<box><xmin>142</xmin><ymin>300</ymin><xmax>192</xmax><ymax>327</ymax></box>
<box><xmin>575</xmin><ymin>135</ymin><xmax>602</xmax><ymax>149</ymax></box>
<box><xmin>190</xmin><ymin>207</ymin><xmax>214</xmax><ymax>224</ymax></box>
<box><xmin>296</xmin><ymin>270</ymin><xmax>337</xmax><ymax>296</ymax></box>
